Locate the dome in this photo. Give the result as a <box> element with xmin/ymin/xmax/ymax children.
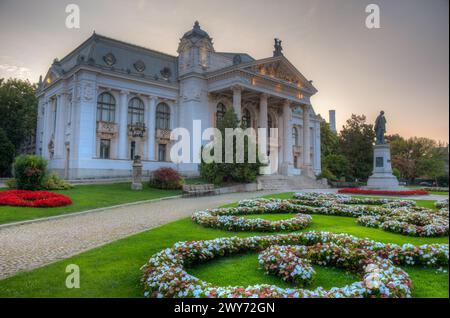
<box><xmin>182</xmin><ymin>21</ymin><xmax>211</xmax><ymax>41</ymax></box>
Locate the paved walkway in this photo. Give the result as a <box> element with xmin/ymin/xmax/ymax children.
<box><xmin>0</xmin><ymin>190</ymin><xmax>281</xmax><ymax>280</ymax></box>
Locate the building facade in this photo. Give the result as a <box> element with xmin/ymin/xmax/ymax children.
<box><xmin>36</xmin><ymin>22</ymin><xmax>322</xmax><ymax>179</ymax></box>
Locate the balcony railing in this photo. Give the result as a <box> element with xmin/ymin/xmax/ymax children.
<box><xmin>156</xmin><ymin>128</ymin><xmax>171</xmax><ymax>141</ymax></box>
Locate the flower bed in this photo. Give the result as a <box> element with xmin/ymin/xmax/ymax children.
<box><xmin>338</xmin><ymin>188</ymin><xmax>429</xmax><ymax>196</ymax></box>
<box><xmin>192</xmin><ymin>203</ymin><xmax>312</xmax><ymax>232</ymax></box>
<box><xmin>292</xmin><ymin>193</ymin><xmax>416</xmax><ymax>207</ymax></box>
<box><xmin>141</xmin><ymin>231</ymin><xmax>448</xmax><ymax>298</ymax></box>
<box><xmin>358</xmin><ymin>208</ymin><xmax>449</xmax><ymax>237</ymax></box>
<box><xmin>436</xmin><ymin>199</ymin><xmax>449</xmax><ymax>209</ymax></box>
<box><xmin>0</xmin><ymin>190</ymin><xmax>72</xmax><ymax>208</ymax></box>
<box><xmin>259</xmin><ymin>245</ymin><xmax>316</xmax><ymax>286</ymax></box>
<box><xmin>237</xmin><ymin>194</ymin><xmax>448</xmax><ymax>237</ymax></box>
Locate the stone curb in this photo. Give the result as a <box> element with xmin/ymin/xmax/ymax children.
<box><xmin>0</xmin><ymin>194</ymin><xmax>183</xmax><ymax>230</ymax></box>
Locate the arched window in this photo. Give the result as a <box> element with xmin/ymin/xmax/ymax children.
<box><xmin>97</xmin><ymin>92</ymin><xmax>116</xmax><ymax>123</ymax></box>
<box><xmin>156</xmin><ymin>103</ymin><xmax>171</xmax><ymax>129</ymax></box>
<box><xmin>292</xmin><ymin>127</ymin><xmax>299</xmax><ymax>146</ymax></box>
<box><xmin>128</xmin><ymin>97</ymin><xmax>145</xmax><ymax>125</ymax></box>
<box><xmin>216</xmin><ymin>103</ymin><xmax>226</xmax><ymax>124</ymax></box>
<box><xmin>241</xmin><ymin>109</ymin><xmax>251</xmax><ymax>128</ymax></box>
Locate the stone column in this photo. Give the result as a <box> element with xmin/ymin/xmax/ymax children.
<box><xmin>54</xmin><ymin>93</ymin><xmax>67</xmax><ymax>159</ymax></box>
<box><xmin>258</xmin><ymin>93</ymin><xmax>268</xmax><ymax>129</ymax></box>
<box><xmin>302</xmin><ymin>104</ymin><xmax>312</xmax><ymax>169</ymax></box>
<box><xmin>257</xmin><ymin>93</ymin><xmax>269</xmax><ymax>173</ymax></box>
<box><xmin>147</xmin><ymin>96</ymin><xmax>157</xmax><ymax>160</ymax></box>
<box><xmin>41</xmin><ymin>100</ymin><xmax>50</xmax><ymax>159</ymax></box>
<box><xmin>282</xmin><ymin>100</ymin><xmax>293</xmax><ymax>174</ymax></box>
<box><xmin>232</xmin><ymin>85</ymin><xmax>242</xmax><ymax>120</ymax></box>
<box><xmin>118</xmin><ymin>90</ymin><xmax>129</xmax><ymax>160</ymax></box>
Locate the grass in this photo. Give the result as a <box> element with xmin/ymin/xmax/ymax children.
<box><xmin>428</xmin><ymin>191</ymin><xmax>449</xmax><ymax>195</ymax></box>
<box><xmin>183</xmin><ymin>177</ymin><xmax>211</xmax><ymax>185</ymax></box>
<box><xmin>0</xmin><ymin>183</ymin><xmax>181</xmax><ymax>225</ymax></box>
<box><xmin>0</xmin><ymin>193</ymin><xmax>447</xmax><ymax>298</ymax></box>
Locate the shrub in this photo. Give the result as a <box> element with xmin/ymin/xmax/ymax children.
<box><xmin>13</xmin><ymin>155</ymin><xmax>47</xmax><ymax>190</ymax></box>
<box><xmin>149</xmin><ymin>167</ymin><xmax>183</xmax><ymax>190</ymax></box>
<box><xmin>0</xmin><ymin>128</ymin><xmax>15</xmax><ymax>177</ymax></box>
<box><xmin>317</xmin><ymin>167</ymin><xmax>336</xmax><ymax>181</ymax></box>
<box><xmin>43</xmin><ymin>172</ymin><xmax>73</xmax><ymax>190</ymax></box>
<box><xmin>392</xmin><ymin>168</ymin><xmax>401</xmax><ymax>180</ymax></box>
<box><xmin>5</xmin><ymin>178</ymin><xmax>17</xmax><ymax>189</ymax></box>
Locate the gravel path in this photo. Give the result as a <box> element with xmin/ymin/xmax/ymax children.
<box><xmin>0</xmin><ymin>190</ymin><xmax>281</xmax><ymax>280</ymax></box>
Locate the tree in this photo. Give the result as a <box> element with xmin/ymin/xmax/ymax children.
<box><xmin>390</xmin><ymin>136</ymin><xmax>443</xmax><ymax>183</ymax></box>
<box><xmin>199</xmin><ymin>108</ymin><xmax>263</xmax><ymax>184</ymax></box>
<box><xmin>338</xmin><ymin>114</ymin><xmax>375</xmax><ymax>180</ymax></box>
<box><xmin>323</xmin><ymin>154</ymin><xmax>351</xmax><ymax>180</ymax></box>
<box><xmin>320</xmin><ymin>121</ymin><xmax>339</xmax><ymax>159</ymax></box>
<box><xmin>416</xmin><ymin>156</ymin><xmax>446</xmax><ymax>186</ymax></box>
<box><xmin>0</xmin><ymin>128</ymin><xmax>15</xmax><ymax>177</ymax></box>
<box><xmin>0</xmin><ymin>78</ymin><xmax>38</xmax><ymax>151</ymax></box>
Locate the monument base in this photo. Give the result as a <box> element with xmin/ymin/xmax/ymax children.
<box><xmin>366</xmin><ymin>143</ymin><xmax>402</xmax><ymax>190</ymax></box>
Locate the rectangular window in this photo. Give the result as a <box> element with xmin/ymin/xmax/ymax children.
<box><xmin>158</xmin><ymin>144</ymin><xmax>166</xmax><ymax>162</ymax></box>
<box><xmin>130</xmin><ymin>141</ymin><xmax>136</xmax><ymax>160</ymax></box>
<box><xmin>100</xmin><ymin>139</ymin><xmax>111</xmax><ymax>159</ymax></box>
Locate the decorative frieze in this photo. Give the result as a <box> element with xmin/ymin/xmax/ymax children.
<box><xmin>96</xmin><ymin>121</ymin><xmax>118</xmax><ymax>139</ymax></box>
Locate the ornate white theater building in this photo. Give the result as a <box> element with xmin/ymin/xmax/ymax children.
<box><xmin>36</xmin><ymin>22</ymin><xmax>328</xmax><ymax>184</ymax></box>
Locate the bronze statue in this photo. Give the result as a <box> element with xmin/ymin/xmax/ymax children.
<box><xmin>374</xmin><ymin>111</ymin><xmax>386</xmax><ymax>144</ymax></box>
<box><xmin>273</xmin><ymin>38</ymin><xmax>283</xmax><ymax>57</ymax></box>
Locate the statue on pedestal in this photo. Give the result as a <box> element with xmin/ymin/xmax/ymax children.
<box><xmin>366</xmin><ymin>110</ymin><xmax>402</xmax><ymax>189</ymax></box>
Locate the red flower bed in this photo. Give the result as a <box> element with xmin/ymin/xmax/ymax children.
<box><xmin>0</xmin><ymin>190</ymin><xmax>72</xmax><ymax>208</ymax></box>
<box><xmin>338</xmin><ymin>188</ymin><xmax>429</xmax><ymax>196</ymax></box>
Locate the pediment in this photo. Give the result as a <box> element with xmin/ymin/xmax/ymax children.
<box><xmin>241</xmin><ymin>56</ymin><xmax>316</xmax><ymax>92</ymax></box>
<box><xmin>42</xmin><ymin>68</ymin><xmax>60</xmax><ymax>88</ymax></box>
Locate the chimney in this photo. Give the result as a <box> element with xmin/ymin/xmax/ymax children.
<box><xmin>329</xmin><ymin>110</ymin><xmax>336</xmax><ymax>133</ymax></box>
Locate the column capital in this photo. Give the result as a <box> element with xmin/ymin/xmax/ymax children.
<box><xmin>302</xmin><ymin>104</ymin><xmax>310</xmax><ymax>112</ymax></box>
<box><xmin>147</xmin><ymin>95</ymin><xmax>158</xmax><ymax>102</ymax></box>
<box><xmin>283</xmin><ymin>99</ymin><xmax>291</xmax><ymax>107</ymax></box>
<box><xmin>260</xmin><ymin>93</ymin><xmax>269</xmax><ymax>101</ymax></box>
<box><xmin>119</xmin><ymin>90</ymin><xmax>129</xmax><ymax>96</ymax></box>
<box><xmin>232</xmin><ymin>85</ymin><xmax>242</xmax><ymax>93</ymax></box>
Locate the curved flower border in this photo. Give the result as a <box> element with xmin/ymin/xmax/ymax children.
<box><xmin>238</xmin><ymin>194</ymin><xmax>448</xmax><ymax>237</ymax></box>
<box><xmin>259</xmin><ymin>245</ymin><xmax>316</xmax><ymax>286</ymax></box>
<box><xmin>192</xmin><ymin>203</ymin><xmax>312</xmax><ymax>232</ymax></box>
<box><xmin>141</xmin><ymin>231</ymin><xmax>448</xmax><ymax>298</ymax></box>
<box><xmin>0</xmin><ymin>190</ymin><xmax>72</xmax><ymax>208</ymax></box>
<box><xmin>436</xmin><ymin>199</ymin><xmax>449</xmax><ymax>209</ymax></box>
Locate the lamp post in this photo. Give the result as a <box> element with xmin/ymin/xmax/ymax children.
<box><xmin>129</xmin><ymin>123</ymin><xmax>146</xmax><ymax>190</ymax></box>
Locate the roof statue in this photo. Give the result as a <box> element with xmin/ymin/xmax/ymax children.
<box><xmin>273</xmin><ymin>38</ymin><xmax>283</xmax><ymax>57</ymax></box>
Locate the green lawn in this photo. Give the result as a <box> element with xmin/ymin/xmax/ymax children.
<box><xmin>0</xmin><ymin>193</ymin><xmax>447</xmax><ymax>298</ymax></box>
<box><xmin>0</xmin><ymin>183</ymin><xmax>181</xmax><ymax>225</ymax></box>
<box><xmin>429</xmin><ymin>191</ymin><xmax>449</xmax><ymax>195</ymax></box>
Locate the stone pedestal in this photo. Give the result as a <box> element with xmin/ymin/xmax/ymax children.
<box><xmin>131</xmin><ymin>156</ymin><xmax>143</xmax><ymax>190</ymax></box>
<box><xmin>366</xmin><ymin>144</ymin><xmax>401</xmax><ymax>189</ymax></box>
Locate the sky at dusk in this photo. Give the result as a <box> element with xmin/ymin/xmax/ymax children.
<box><xmin>0</xmin><ymin>0</ymin><xmax>448</xmax><ymax>142</ymax></box>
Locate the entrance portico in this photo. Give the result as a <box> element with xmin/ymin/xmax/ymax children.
<box><xmin>206</xmin><ymin>55</ymin><xmax>319</xmax><ymax>177</ymax></box>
